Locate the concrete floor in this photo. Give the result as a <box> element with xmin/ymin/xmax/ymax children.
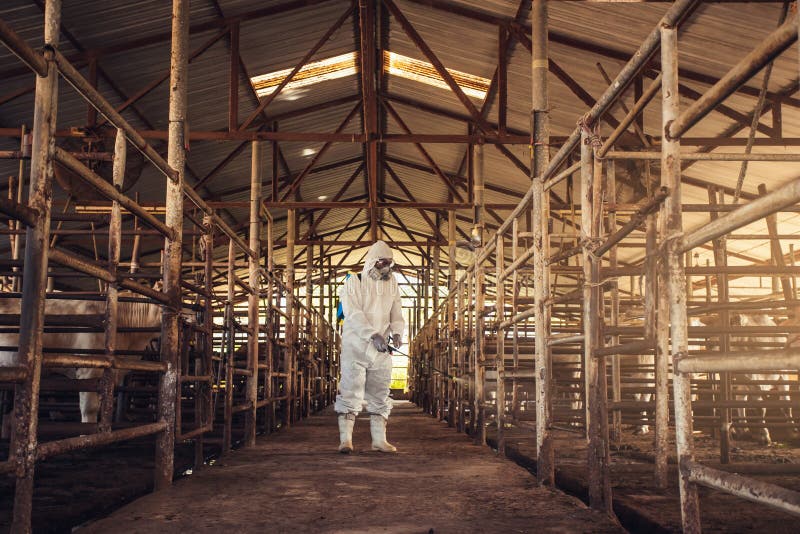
<box><xmin>81</xmin><ymin>402</ymin><xmax>623</xmax><ymax>533</ymax></box>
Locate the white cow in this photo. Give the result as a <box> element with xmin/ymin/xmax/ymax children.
<box><xmin>732</xmin><ymin>313</ymin><xmax>793</xmax><ymax>445</ymax></box>
<box><xmin>0</xmin><ymin>294</ymin><xmax>161</xmax><ymax>423</ymax></box>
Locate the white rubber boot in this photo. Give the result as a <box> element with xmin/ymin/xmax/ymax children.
<box><xmin>370</xmin><ymin>415</ymin><xmax>397</xmax><ymax>453</ymax></box>
<box><xmin>338</xmin><ymin>413</ymin><xmax>355</xmax><ymax>454</ymax></box>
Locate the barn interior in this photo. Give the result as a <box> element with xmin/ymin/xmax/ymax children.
<box><xmin>2</xmin><ymin>0</ymin><xmax>800</xmax><ymax>532</ymax></box>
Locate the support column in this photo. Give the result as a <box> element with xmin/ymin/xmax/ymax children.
<box><xmin>285</xmin><ymin>209</ymin><xmax>296</xmax><ymax>427</ymax></box>
<box><xmin>531</xmin><ymin>0</ymin><xmax>554</xmax><ymax>487</ymax></box>
<box><xmin>12</xmin><ymin>2</ymin><xmax>60</xmax><ymax>530</ymax></box>
<box><xmin>100</xmin><ymin>129</ymin><xmax>126</xmax><ymax>432</ymax></box>
<box><xmin>200</xmin><ymin>214</ymin><xmax>214</xmax><ymax>459</ymax></box>
<box><xmin>265</xmin><ymin>214</ymin><xmax>275</xmax><ymax>431</ymax></box>
<box><xmin>608</xmin><ymin>160</ymin><xmax>622</xmax><ymax>446</ymax></box>
<box><xmin>495</xmin><ymin>235</ymin><xmax>506</xmax><ymax>454</ymax></box>
<box><xmin>661</xmin><ymin>24</ymin><xmax>701</xmax><ymax>534</ymax></box>
<box><xmin>245</xmin><ymin>141</ymin><xmax>262</xmax><ymax>447</ymax></box>
<box><xmin>582</xmin><ymin>128</ymin><xmax>612</xmax><ymax>514</ymax></box>
<box><xmin>708</xmin><ymin>187</ymin><xmax>732</xmax><ymax>464</ymax></box>
<box><xmin>223</xmin><ymin>239</ymin><xmax>235</xmax><ymax>452</ymax></box>
<box><xmin>155</xmin><ymin>0</ymin><xmax>188</xmax><ymax>491</ymax></box>
<box><xmin>473</xmin><ymin>143</ymin><xmax>486</xmax><ymax>446</ymax></box>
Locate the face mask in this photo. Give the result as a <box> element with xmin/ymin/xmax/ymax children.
<box><xmin>368</xmin><ymin>258</ymin><xmax>393</xmax><ymax>280</ymax></box>
<box><xmin>368</xmin><ymin>265</ymin><xmax>392</xmax><ymax>281</ymax></box>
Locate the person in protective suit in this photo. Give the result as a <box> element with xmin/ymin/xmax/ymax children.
<box><xmin>335</xmin><ymin>240</ymin><xmax>405</xmax><ymax>453</ymax></box>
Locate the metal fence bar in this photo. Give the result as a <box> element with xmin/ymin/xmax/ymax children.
<box><xmin>10</xmin><ymin>2</ymin><xmax>61</xmax><ymax>529</ymax></box>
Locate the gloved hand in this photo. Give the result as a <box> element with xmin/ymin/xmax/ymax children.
<box><xmin>370</xmin><ymin>333</ymin><xmax>389</xmax><ymax>352</ymax></box>
<box><xmin>392</xmin><ymin>334</ymin><xmax>402</xmax><ymax>347</ymax></box>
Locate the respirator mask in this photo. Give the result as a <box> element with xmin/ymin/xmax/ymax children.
<box><xmin>368</xmin><ymin>258</ymin><xmax>394</xmax><ymax>281</ymax></box>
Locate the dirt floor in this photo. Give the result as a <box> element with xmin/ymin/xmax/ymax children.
<box><xmin>0</xmin><ymin>439</ymin><xmax>198</xmax><ymax>533</ymax></box>
<box><xmin>81</xmin><ymin>402</ymin><xmax>623</xmax><ymax>534</ymax></box>
<box><xmin>494</xmin><ymin>424</ymin><xmax>800</xmax><ymax>533</ymax></box>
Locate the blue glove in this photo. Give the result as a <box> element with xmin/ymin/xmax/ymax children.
<box><xmin>370</xmin><ymin>333</ymin><xmax>389</xmax><ymax>352</ymax></box>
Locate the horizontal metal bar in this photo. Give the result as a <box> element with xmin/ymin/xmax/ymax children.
<box><xmin>0</xmin><ymin>197</ymin><xmax>38</xmax><ymax>227</ymax></box>
<box><xmin>595</xmin><ymin>187</ymin><xmax>668</xmax><ymax>256</ymax></box>
<box><xmin>37</xmin><ymin>421</ymin><xmax>168</xmax><ymax>461</ymax></box>
<box><xmin>53</xmin><ymin>147</ymin><xmax>174</xmax><ymax>239</ymax></box>
<box><xmin>595</xmin><ymin>339</ymin><xmax>654</xmax><ymax>357</ymax></box>
<box><xmin>682</xmin><ymin>175</ymin><xmax>800</xmax><ymax>252</ymax></box>
<box><xmin>0</xmin><ymin>365</ymin><xmax>27</xmax><ymax>382</ymax></box>
<box><xmin>177</xmin><ymin>424</ymin><xmax>214</xmax><ymax>441</ymax></box>
<box><xmin>0</xmin><ymin>17</ymin><xmax>48</xmax><ymax>76</ymax></box>
<box><xmin>48</xmin><ymin>248</ymin><xmax>171</xmax><ymax>305</ymax></box>
<box><xmin>687</xmin><ymin>461</ymin><xmax>800</xmax><ymax>517</ymax></box>
<box><xmin>676</xmin><ymin>350</ymin><xmax>800</xmax><ymax>374</ymax></box>
<box><xmin>604</xmin><ymin>151</ymin><xmax>800</xmax><ymax>161</ymax></box>
<box><xmin>669</xmin><ymin>18</ymin><xmax>798</xmax><ymax>140</ymax></box>
<box><xmin>548</xmin><ymin>334</ymin><xmax>585</xmax><ymax>347</ymax></box>
<box><xmin>499</xmin><ymin>245</ymin><xmax>535</xmax><ymax>282</ymax></box>
<box><xmin>52</xmin><ymin>50</ymin><xmax>178</xmax><ymax>182</ymax></box>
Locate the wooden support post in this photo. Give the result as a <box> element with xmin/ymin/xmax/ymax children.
<box><xmin>759</xmin><ymin>183</ymin><xmax>794</xmax><ymax>303</ymax></box>
<box><xmin>11</xmin><ymin>2</ymin><xmax>60</xmax><ymax>530</ymax></box>
<box><xmin>245</xmin><ymin>140</ymin><xmax>261</xmax><ymax>447</ymax></box>
<box><xmin>305</xmin><ymin>242</ymin><xmax>313</xmax><ymax>417</ymax></box>
<box><xmin>532</xmin><ymin>0</ymin><xmax>554</xmax><ymax>487</ymax></box>
<box><xmin>223</xmin><ymin>239</ymin><xmax>235</xmax><ymax>452</ymax></box>
<box><xmin>607</xmin><ymin>160</ymin><xmax>622</xmax><ymax>445</ymax></box>
<box><xmin>456</xmin><ymin>280</ymin><xmax>466</xmax><ymax>432</ymax></box>
<box><xmin>286</xmin><ymin>209</ymin><xmax>296</xmax><ymax>427</ymax></box>
<box><xmin>99</xmin><ymin>129</ymin><xmax>125</xmax><ymax>433</ymax></box>
<box><xmin>155</xmin><ymin>0</ymin><xmax>187</xmax><ymax>491</ymax></box>
<box><xmin>473</xmin><ymin>266</ymin><xmax>486</xmax><ymax>445</ymax></box>
<box><xmin>709</xmin><ymin>187</ymin><xmax>732</xmax><ymax>464</ymax></box>
<box><xmin>473</xmin><ymin>143</ymin><xmax>486</xmax><ymax>446</ymax></box>
<box><xmin>649</xmin><ymin>168</ymin><xmax>669</xmax><ymax>488</ymax></box>
<box><xmin>495</xmin><ymin>234</ymin><xmax>506</xmax><ymax>454</ymax></box>
<box><xmin>199</xmin><ymin>214</ymin><xmax>214</xmax><ymax>461</ymax></box>
<box><xmin>661</xmin><ymin>24</ymin><xmax>701</xmax><ymax>534</ymax></box>
<box><xmin>510</xmin><ymin>218</ymin><xmax>520</xmax><ymax>424</ymax></box>
<box><xmin>582</xmin><ymin>128</ymin><xmax>612</xmax><ymax>514</ymax></box>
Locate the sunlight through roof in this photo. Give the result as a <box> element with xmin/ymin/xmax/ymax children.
<box><xmin>249</xmin><ymin>51</ymin><xmax>490</xmax><ymax>100</ymax></box>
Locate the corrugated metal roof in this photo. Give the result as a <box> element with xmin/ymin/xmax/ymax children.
<box><xmin>1</xmin><ymin>0</ymin><xmax>798</xmax><ymax>279</ymax></box>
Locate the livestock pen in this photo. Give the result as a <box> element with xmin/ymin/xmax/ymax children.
<box><xmin>2</xmin><ymin>1</ymin><xmax>800</xmax><ymax>533</ymax></box>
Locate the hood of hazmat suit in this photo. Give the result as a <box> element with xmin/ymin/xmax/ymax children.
<box><xmin>334</xmin><ymin>241</ymin><xmax>405</xmax><ymax>418</ymax></box>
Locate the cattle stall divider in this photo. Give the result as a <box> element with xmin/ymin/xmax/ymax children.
<box><xmin>0</xmin><ymin>3</ymin><xmax>339</xmax><ymax>532</ymax></box>
<box><xmin>409</xmin><ymin>1</ymin><xmax>800</xmax><ymax>531</ymax></box>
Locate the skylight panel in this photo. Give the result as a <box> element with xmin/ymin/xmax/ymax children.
<box><xmin>251</xmin><ymin>52</ymin><xmax>358</xmax><ymax>97</ymax></box>
<box><xmin>248</xmin><ymin>50</ymin><xmax>490</xmax><ymax>100</ymax></box>
<box><xmin>383</xmin><ymin>51</ymin><xmax>489</xmax><ymax>100</ymax></box>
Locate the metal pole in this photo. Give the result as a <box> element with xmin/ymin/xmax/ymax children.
<box><xmin>661</xmin><ymin>24</ymin><xmax>701</xmax><ymax>533</ymax></box>
<box><xmin>708</xmin><ymin>187</ymin><xmax>732</xmax><ymax>464</ymax></box>
<box><xmin>265</xmin><ymin>215</ymin><xmax>275</xmax><ymax>430</ymax></box>
<box><xmin>532</xmin><ymin>0</ymin><xmax>554</xmax><ymax>487</ymax></box>
<box><xmin>582</xmin><ymin>129</ymin><xmax>612</xmax><ymax>513</ymax></box>
<box><xmin>473</xmin><ymin>143</ymin><xmax>485</xmax><ymax>446</ymax></box>
<box><xmin>199</xmin><ymin>214</ymin><xmax>213</xmax><ymax>462</ymax></box>
<box><xmin>155</xmin><ymin>0</ymin><xmax>187</xmax><ymax>491</ymax></box>
<box><xmin>223</xmin><ymin>239</ymin><xmax>235</xmax><ymax>452</ymax></box>
<box><xmin>11</xmin><ymin>1</ymin><xmax>60</xmax><ymax>530</ymax></box>
<box><xmin>286</xmin><ymin>209</ymin><xmax>296</xmax><ymax>427</ymax></box>
<box><xmin>668</xmin><ymin>17</ymin><xmax>797</xmax><ymax>140</ymax></box>
<box><xmin>245</xmin><ymin>140</ymin><xmax>262</xmax><ymax>447</ymax></box>
<box><xmin>607</xmin><ymin>159</ymin><xmax>622</xmax><ymax>446</ymax></box>
<box><xmin>99</xmin><ymin>129</ymin><xmax>126</xmax><ymax>433</ymax></box>
<box><xmin>495</xmin><ymin>234</ymin><xmax>505</xmax><ymax>454</ymax></box>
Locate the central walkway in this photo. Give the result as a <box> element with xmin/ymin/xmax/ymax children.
<box><xmin>83</xmin><ymin>402</ymin><xmax>623</xmax><ymax>533</ymax></box>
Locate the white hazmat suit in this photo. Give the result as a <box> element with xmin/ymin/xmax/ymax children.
<box><xmin>335</xmin><ymin>241</ymin><xmax>405</xmax><ymax>453</ymax></box>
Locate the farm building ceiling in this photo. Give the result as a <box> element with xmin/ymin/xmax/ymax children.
<box><xmin>0</xmin><ymin>0</ymin><xmax>798</xmax><ymax>287</ymax></box>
